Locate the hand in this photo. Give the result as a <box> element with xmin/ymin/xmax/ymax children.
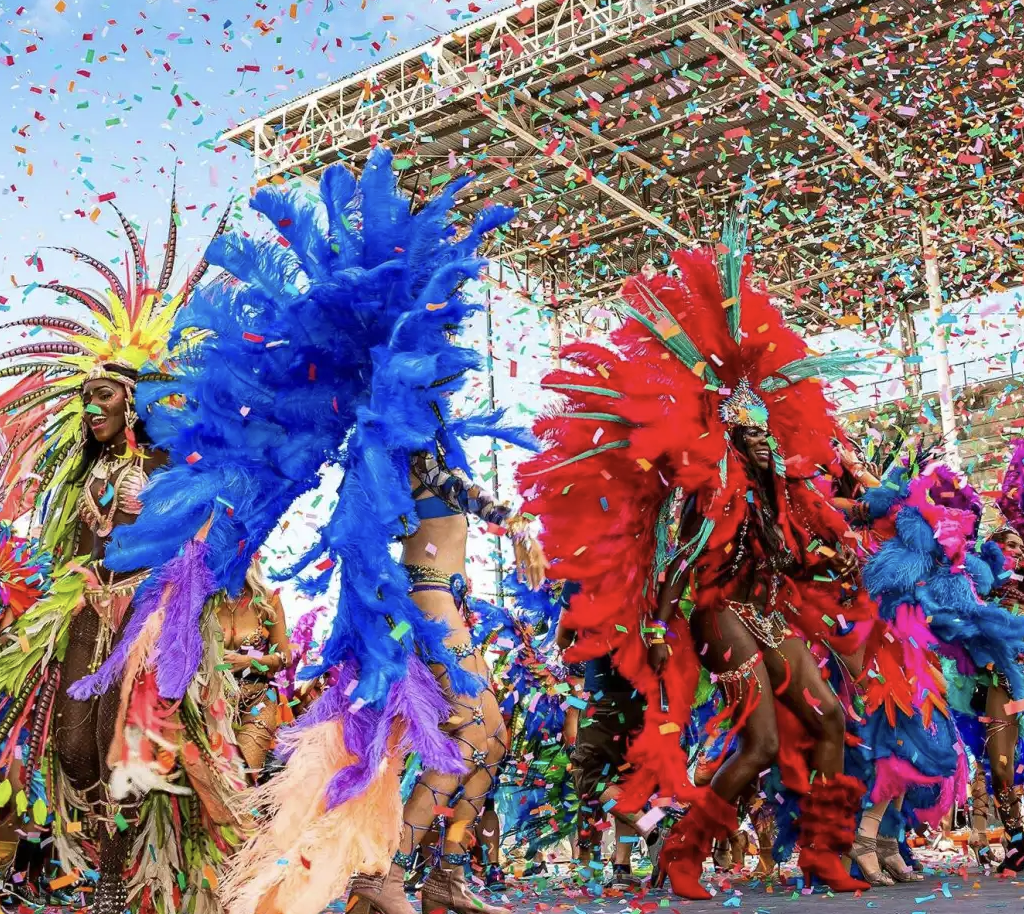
<box><xmin>514</xmin><ymin>537</ymin><xmax>550</xmax><ymax>591</ymax></box>
<box><xmin>835</xmin><ymin>443</ymin><xmax>860</xmax><ymax>471</ymax></box>
<box><xmin>647</xmin><ymin>641</ymin><xmax>670</xmax><ymax>676</ymax></box>
<box><xmin>831</xmin><ymin>546</ymin><xmax>859</xmax><ymax>579</ymax></box>
<box><xmin>223</xmin><ymin>650</ymin><xmax>253</xmax><ymax>674</ymax></box>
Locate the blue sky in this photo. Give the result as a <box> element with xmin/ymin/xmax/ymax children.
<box><xmin>0</xmin><ymin>0</ymin><xmax>512</xmax><ymax>284</ymax></box>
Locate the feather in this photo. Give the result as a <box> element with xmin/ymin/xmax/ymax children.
<box><xmin>44</xmin><ymin>245</ymin><xmax>127</xmax><ymax>307</ymax></box>
<box><xmin>40</xmin><ymin>280</ymin><xmax>113</xmax><ymax>321</ymax></box>
<box><xmin>109</xmin><ymin>202</ymin><xmax>146</xmax><ymax>301</ymax></box>
<box><xmin>68</xmin><ymin>540</ymin><xmax>216</xmax><ymax>700</ymax></box>
<box><xmin>156</xmin><ymin>184</ymin><xmax>179</xmax><ymax>294</ymax></box>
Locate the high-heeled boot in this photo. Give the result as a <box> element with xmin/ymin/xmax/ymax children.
<box><xmin>996</xmin><ymin>786</ymin><xmax>1024</xmax><ymax>873</ymax></box>
<box><xmin>421</xmin><ymin>854</ymin><xmax>510</xmax><ymax>914</ymax></box>
<box><xmin>655</xmin><ymin>789</ymin><xmax>736</xmax><ymax>900</ymax></box>
<box><xmin>797</xmin><ymin>774</ymin><xmax>871</xmax><ymax>893</ymax></box>
<box><xmin>348</xmin><ymin>861</ymin><xmax>417</xmax><ymax>914</ymax></box>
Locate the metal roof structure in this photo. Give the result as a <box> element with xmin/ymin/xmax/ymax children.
<box><xmin>223</xmin><ymin>0</ymin><xmax>1024</xmax><ymax>335</ymax></box>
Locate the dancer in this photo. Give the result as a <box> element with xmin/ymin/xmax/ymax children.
<box><xmin>861</xmin><ymin>458</ymin><xmax>1024</xmax><ymax>873</ymax></box>
<box><xmin>216</xmin><ymin>559</ymin><xmax>292</xmax><ymax>777</ymax></box>
<box><xmin>65</xmin><ymin>151</ymin><xmax>545</xmax><ymax>914</ymax></box>
<box><xmin>0</xmin><ymin>200</ymin><xmax>248</xmax><ymax>914</ymax></box>
<box><xmin>520</xmin><ymin>232</ymin><xmax>881</xmax><ymax>899</ymax></box>
<box><xmin>816</xmin><ymin>447</ymin><xmax>960</xmax><ymax>885</ymax></box>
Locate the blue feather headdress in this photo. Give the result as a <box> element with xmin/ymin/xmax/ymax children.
<box><xmin>68</xmin><ymin>150</ymin><xmax>519</xmax><ymax>800</ymax></box>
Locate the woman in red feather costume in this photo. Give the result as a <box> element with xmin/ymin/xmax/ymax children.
<box><xmin>520</xmin><ymin>242</ymin><xmax>880</xmax><ymax>898</ymax></box>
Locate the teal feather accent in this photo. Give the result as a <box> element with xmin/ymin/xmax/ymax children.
<box><xmin>543</xmin><ymin>382</ymin><xmax>624</xmax><ymax>399</ymax></box>
<box><xmin>674</xmin><ymin>516</ymin><xmax>715</xmax><ymax>583</ymax></box>
<box><xmin>719</xmin><ymin>209</ymin><xmax>747</xmax><ymax>343</ymax></box>
<box><xmin>616</xmin><ymin>294</ymin><xmax>722</xmax><ymax>387</ymax></box>
<box><xmin>555</xmin><ymin>411</ymin><xmax>636</xmax><ymax>426</ymax></box>
<box><xmin>759</xmin><ymin>351</ymin><xmax>879</xmax><ymax>392</ymax></box>
<box><xmin>654</xmin><ymin>488</ymin><xmax>686</xmax><ymax>584</ymax></box>
<box><xmin>520</xmin><ymin>439</ymin><xmax>629</xmax><ymax>476</ymax></box>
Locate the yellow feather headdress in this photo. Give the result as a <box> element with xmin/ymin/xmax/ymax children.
<box><xmin>0</xmin><ymin>194</ymin><xmax>231</xmax><ymax>515</ymax></box>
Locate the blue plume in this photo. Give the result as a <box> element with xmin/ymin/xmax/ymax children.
<box><xmin>102</xmin><ymin>150</ymin><xmax>518</xmax><ymax>758</ymax></box>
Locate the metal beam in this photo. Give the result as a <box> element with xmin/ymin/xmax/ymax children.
<box><xmin>476</xmin><ymin>99</ymin><xmax>693</xmax><ymax>246</ymax></box>
<box><xmin>689</xmin><ymin>19</ymin><xmax>899</xmax><ymax>187</ymax></box>
<box><xmin>920</xmin><ymin>210</ymin><xmax>960</xmax><ymax>470</ymax></box>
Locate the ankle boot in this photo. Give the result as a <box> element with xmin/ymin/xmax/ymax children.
<box><xmin>348</xmin><ymin>863</ymin><xmax>417</xmax><ymax>914</ymax></box>
<box><xmin>421</xmin><ymin>855</ymin><xmax>510</xmax><ymax>914</ymax></box>
<box><xmin>797</xmin><ymin>774</ymin><xmax>871</xmax><ymax>893</ymax></box>
<box><xmin>996</xmin><ymin>786</ymin><xmax>1024</xmax><ymax>873</ymax></box>
<box><xmin>877</xmin><ymin>836</ymin><xmax>923</xmax><ymax>883</ymax></box>
<box><xmin>656</xmin><ymin>789</ymin><xmax>736</xmax><ymax>900</ymax></box>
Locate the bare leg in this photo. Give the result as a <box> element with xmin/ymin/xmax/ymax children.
<box><xmin>987</xmin><ymin>684</ymin><xmax>1018</xmax><ymax>805</ymax></box>
<box><xmin>970</xmin><ymin>768</ymin><xmax>992</xmax><ymax>861</ymax></box>
<box><xmin>689</xmin><ymin>609</ymin><xmax>781</xmax><ymax>804</ymax></box>
<box><xmin>986</xmin><ymin>683</ymin><xmax>1024</xmax><ymax>869</ymax></box>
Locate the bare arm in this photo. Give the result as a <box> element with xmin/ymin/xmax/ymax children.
<box><xmin>655</xmin><ymin>552</ymin><xmax>689</xmax><ymax>624</ymax></box>
<box><xmin>410</xmin><ymin>449</ymin><xmax>511</xmax><ymax>527</ymax></box>
<box><xmin>264</xmin><ymin>594</ymin><xmax>293</xmax><ymax>673</ymax></box>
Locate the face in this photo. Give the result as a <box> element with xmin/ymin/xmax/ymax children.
<box><xmin>741</xmin><ymin>426</ymin><xmax>772</xmax><ymax>471</ymax></box>
<box><xmin>999</xmin><ymin>531</ymin><xmax>1024</xmax><ymax>570</ymax></box>
<box><xmin>82</xmin><ymin>378</ymin><xmax>129</xmax><ymax>444</ymax></box>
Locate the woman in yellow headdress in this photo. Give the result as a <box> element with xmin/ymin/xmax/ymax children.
<box><xmin>0</xmin><ymin>199</ymin><xmax>248</xmax><ymax>914</ymax></box>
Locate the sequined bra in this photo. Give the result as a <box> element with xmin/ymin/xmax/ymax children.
<box><xmin>77</xmin><ymin>454</ymin><xmax>148</xmax><ymax>538</ymax></box>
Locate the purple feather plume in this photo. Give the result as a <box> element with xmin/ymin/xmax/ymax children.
<box><xmin>289</xmin><ymin>657</ymin><xmax>464</xmax><ymax>810</ymax></box>
<box><xmin>66</xmin><ymin>567</ymin><xmax>176</xmax><ymax>700</ymax></box>
<box><xmin>998</xmin><ymin>439</ymin><xmax>1024</xmax><ymax>535</ymax></box>
<box><xmin>70</xmin><ymin>539</ymin><xmax>217</xmax><ymax>701</ymax></box>
<box><xmin>154</xmin><ymin>539</ymin><xmax>218</xmax><ymax>700</ymax></box>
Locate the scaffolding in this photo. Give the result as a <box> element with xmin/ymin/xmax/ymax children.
<box><xmin>225</xmin><ymin>0</ymin><xmax>1024</xmax><ymax>470</ymax></box>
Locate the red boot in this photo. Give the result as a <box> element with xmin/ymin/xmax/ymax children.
<box><xmin>656</xmin><ymin>789</ymin><xmax>736</xmax><ymax>899</ymax></box>
<box><xmin>797</xmin><ymin>773</ymin><xmax>871</xmax><ymax>893</ymax></box>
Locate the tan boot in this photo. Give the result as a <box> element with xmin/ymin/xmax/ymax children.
<box><xmin>969</xmin><ymin>770</ymin><xmax>992</xmax><ymax>864</ymax></box>
<box><xmin>348</xmin><ymin>863</ymin><xmax>417</xmax><ymax>914</ymax></box>
<box><xmin>421</xmin><ymin>858</ymin><xmax>510</xmax><ymax>914</ymax></box>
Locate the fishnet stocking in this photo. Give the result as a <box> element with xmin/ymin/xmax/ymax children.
<box><xmin>397</xmin><ymin>649</ymin><xmax>507</xmax><ymax>866</ymax></box>
<box><xmin>52</xmin><ymin>605</ymin><xmax>142</xmax><ymax>882</ymax></box>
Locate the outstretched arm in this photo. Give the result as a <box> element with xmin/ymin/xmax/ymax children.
<box><xmin>410</xmin><ymin>449</ymin><xmax>512</xmax><ymax>527</ymax></box>
<box><xmin>410</xmin><ymin>449</ymin><xmax>549</xmax><ymax>589</ymax></box>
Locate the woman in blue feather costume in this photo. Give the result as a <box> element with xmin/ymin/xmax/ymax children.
<box><xmin>69</xmin><ymin>149</ymin><xmax>547</xmax><ymax>914</ymax></box>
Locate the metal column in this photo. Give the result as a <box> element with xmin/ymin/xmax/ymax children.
<box><xmin>484</xmin><ymin>289</ymin><xmax>507</xmax><ymax>606</ymax></box>
<box><xmin>919</xmin><ymin>213</ymin><xmax>960</xmax><ymax>470</ymax></box>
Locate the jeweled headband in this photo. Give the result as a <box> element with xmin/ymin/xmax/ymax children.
<box><xmin>719</xmin><ymin>377</ymin><xmax>769</xmax><ymax>431</ymax></box>
<box><xmin>83</xmin><ymin>362</ymin><xmax>139</xmax><ymax>391</ymax></box>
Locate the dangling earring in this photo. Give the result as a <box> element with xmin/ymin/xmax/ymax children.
<box><xmin>124</xmin><ymin>401</ymin><xmax>138</xmax><ymax>451</ymax></box>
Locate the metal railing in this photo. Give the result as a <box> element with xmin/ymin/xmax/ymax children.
<box><xmin>837</xmin><ymin>351</ymin><xmax>1020</xmax><ymax>414</ymax></box>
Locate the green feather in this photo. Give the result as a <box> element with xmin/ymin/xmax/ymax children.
<box><xmin>720</xmin><ymin>208</ymin><xmax>748</xmax><ymax>343</ymax></box>
<box><xmin>555</xmin><ymin>411</ymin><xmax>636</xmax><ymax>426</ymax></box>
<box><xmin>616</xmin><ymin>300</ymin><xmax>722</xmax><ymax>387</ymax></box>
<box><xmin>543</xmin><ymin>382</ymin><xmax>624</xmax><ymax>400</ymax></box>
<box><xmin>519</xmin><ymin>439</ymin><xmax>629</xmax><ymax>476</ymax></box>
<box><xmin>759</xmin><ymin>351</ymin><xmax>879</xmax><ymax>392</ymax></box>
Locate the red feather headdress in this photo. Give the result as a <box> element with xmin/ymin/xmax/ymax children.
<box><xmin>519</xmin><ymin>242</ymin><xmax>876</xmax><ymax>808</ymax></box>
